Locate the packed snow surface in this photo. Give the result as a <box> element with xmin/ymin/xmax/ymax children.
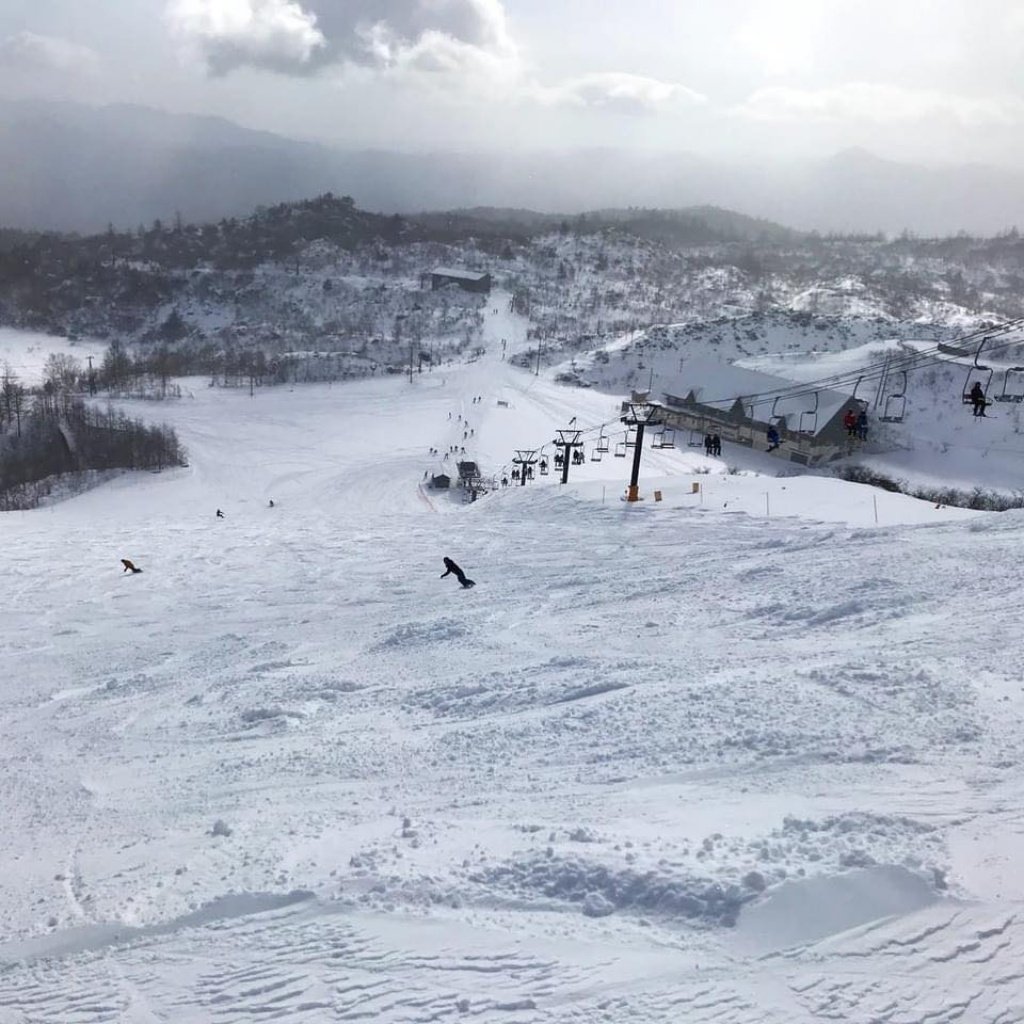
<box><xmin>0</xmin><ymin>327</ymin><xmax>106</xmax><ymax>386</ymax></box>
<box><xmin>3</xmin><ymin>295</ymin><xmax>1024</xmax><ymax>1023</ymax></box>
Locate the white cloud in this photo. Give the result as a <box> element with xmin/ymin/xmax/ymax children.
<box><xmin>356</xmin><ymin>4</ymin><xmax>519</xmax><ymax>90</ymax></box>
<box><xmin>536</xmin><ymin>72</ymin><xmax>706</xmax><ymax>116</ymax></box>
<box><xmin>164</xmin><ymin>0</ymin><xmax>703</xmax><ymax>117</ymax></box>
<box><xmin>736</xmin><ymin>83</ymin><xmax>1024</xmax><ymax>126</ymax></box>
<box><xmin>166</xmin><ymin>0</ymin><xmax>518</xmax><ymax>80</ymax></box>
<box><xmin>166</xmin><ymin>0</ymin><xmax>326</xmax><ymax>75</ymax></box>
<box><xmin>0</xmin><ymin>31</ymin><xmax>99</xmax><ymax>75</ymax></box>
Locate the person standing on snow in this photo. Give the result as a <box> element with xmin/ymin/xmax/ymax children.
<box><xmin>856</xmin><ymin>409</ymin><xmax>869</xmax><ymax>440</ymax></box>
<box><xmin>440</xmin><ymin>557</ymin><xmax>475</xmax><ymax>588</ymax></box>
<box><xmin>843</xmin><ymin>408</ymin><xmax>857</xmax><ymax>437</ymax></box>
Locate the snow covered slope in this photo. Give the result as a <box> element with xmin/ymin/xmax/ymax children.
<box><xmin>2</xmin><ymin>295</ymin><xmax>1024</xmax><ymax>1023</ymax></box>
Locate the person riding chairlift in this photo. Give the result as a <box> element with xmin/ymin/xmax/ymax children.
<box><xmin>969</xmin><ymin>381</ymin><xmax>988</xmax><ymax>417</ymax></box>
<box><xmin>766</xmin><ymin>424</ymin><xmax>781</xmax><ymax>452</ymax></box>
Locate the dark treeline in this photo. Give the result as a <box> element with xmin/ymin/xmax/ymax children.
<box><xmin>96</xmin><ymin>338</ymin><xmax>403</xmax><ymax>391</ymax></box>
<box><xmin>0</xmin><ymin>389</ymin><xmax>186</xmax><ymax>511</ymax></box>
<box><xmin>0</xmin><ymin>195</ymin><xmax>843</xmax><ymax>340</ymax></box>
<box><xmin>6</xmin><ymin>193</ymin><xmax>1024</xmax><ymax>355</ymax></box>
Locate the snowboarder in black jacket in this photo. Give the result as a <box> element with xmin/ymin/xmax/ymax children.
<box><xmin>441</xmin><ymin>556</ymin><xmax>475</xmax><ymax>588</ymax></box>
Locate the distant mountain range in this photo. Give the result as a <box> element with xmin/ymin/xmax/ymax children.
<box><xmin>2</xmin><ymin>99</ymin><xmax>1024</xmax><ymax>236</ymax></box>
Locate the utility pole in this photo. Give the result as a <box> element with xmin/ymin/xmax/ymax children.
<box><xmin>535</xmin><ymin>333</ymin><xmax>543</xmax><ymax>376</ymax></box>
<box><xmin>621</xmin><ymin>401</ymin><xmax>663</xmax><ymax>503</ymax></box>
<box><xmin>513</xmin><ymin>448</ymin><xmax>539</xmax><ymax>486</ymax></box>
<box><xmin>553</xmin><ymin>427</ymin><xmax>583</xmax><ymax>484</ymax></box>
<box><xmin>86</xmin><ymin>355</ymin><xmax>96</xmax><ymax>396</ymax></box>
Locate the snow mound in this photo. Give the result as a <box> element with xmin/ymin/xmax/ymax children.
<box><xmin>735</xmin><ymin>865</ymin><xmax>938</xmax><ymax>953</ymax></box>
<box><xmin>470</xmin><ymin>852</ymin><xmax>758</xmax><ymax>925</ymax></box>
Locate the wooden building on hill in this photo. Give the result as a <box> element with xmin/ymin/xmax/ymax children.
<box><xmin>426</xmin><ymin>268</ymin><xmax>492</xmax><ymax>294</ymax></box>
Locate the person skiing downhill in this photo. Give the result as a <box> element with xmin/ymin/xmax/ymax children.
<box><xmin>121</xmin><ymin>558</ymin><xmax>143</xmax><ymax>574</ymax></box>
<box><xmin>440</xmin><ymin>556</ymin><xmax>475</xmax><ymax>588</ymax></box>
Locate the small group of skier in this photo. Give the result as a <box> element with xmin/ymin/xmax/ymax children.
<box><xmin>843</xmin><ymin>408</ymin><xmax>869</xmax><ymax>440</ymax></box>
<box><xmin>703</xmin><ymin>434</ymin><xmax>722</xmax><ymax>457</ymax></box>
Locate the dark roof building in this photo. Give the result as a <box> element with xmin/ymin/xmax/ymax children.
<box><xmin>428</xmin><ymin>268</ymin><xmax>492</xmax><ymax>294</ymax></box>
<box><xmin>633</xmin><ymin>358</ymin><xmax>866</xmax><ymax>465</ymax></box>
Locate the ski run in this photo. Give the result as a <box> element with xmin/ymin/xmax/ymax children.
<box><xmin>2</xmin><ymin>294</ymin><xmax>1024</xmax><ymax>1024</ymax></box>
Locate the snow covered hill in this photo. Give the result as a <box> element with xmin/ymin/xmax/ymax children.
<box><xmin>3</xmin><ymin>295</ymin><xmax>1024</xmax><ymax>1022</ymax></box>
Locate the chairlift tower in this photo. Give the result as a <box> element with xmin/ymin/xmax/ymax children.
<box><xmin>621</xmin><ymin>401</ymin><xmax>663</xmax><ymax>502</ymax></box>
<box><xmin>513</xmin><ymin>448</ymin><xmax>539</xmax><ymax>486</ymax></box>
<box><xmin>553</xmin><ymin>428</ymin><xmax>584</xmax><ymax>484</ymax></box>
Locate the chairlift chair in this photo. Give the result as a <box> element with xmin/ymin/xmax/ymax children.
<box><xmin>624</xmin><ymin>425</ymin><xmax>638</xmax><ymax>447</ymax></box>
<box><xmin>962</xmin><ymin>366</ymin><xmax>994</xmax><ymax>405</ymax></box>
<box><xmin>994</xmin><ymin>367</ymin><xmax>1024</xmax><ymax>403</ymax></box>
<box><xmin>538</xmin><ymin>459</ymin><xmax>549</xmax><ymax>476</ymax></box>
<box><xmin>596</xmin><ymin>432</ymin><xmax>610</xmax><ymax>452</ymax></box>
<box><xmin>768</xmin><ymin>397</ymin><xmax>788</xmax><ymax>447</ymax></box>
<box><xmin>731</xmin><ymin>400</ymin><xmax>756</xmax><ymax>448</ymax></box>
<box><xmin>651</xmin><ymin>427</ymin><xmax>676</xmax><ymax>449</ymax></box>
<box><xmin>962</xmin><ymin>336</ymin><xmax>994</xmax><ymax>404</ymax></box>
<box><xmin>591</xmin><ymin>445</ymin><xmax>603</xmax><ymax>462</ymax></box>
<box><xmin>878</xmin><ymin>370</ymin><xmax>908</xmax><ymax>423</ymax></box>
<box><xmin>614</xmin><ymin>441</ymin><xmax>627</xmax><ymax>458</ymax></box>
<box><xmin>797</xmin><ymin>392</ymin><xmax>819</xmax><ymax>436</ymax></box>
<box><xmin>879</xmin><ymin>394</ymin><xmax>906</xmax><ymax>423</ymax></box>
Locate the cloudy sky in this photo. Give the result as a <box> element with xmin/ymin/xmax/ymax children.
<box><xmin>3</xmin><ymin>0</ymin><xmax>1024</xmax><ymax>164</ymax></box>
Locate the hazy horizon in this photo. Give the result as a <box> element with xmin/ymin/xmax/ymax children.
<box><xmin>5</xmin><ymin>2</ymin><xmax>1024</xmax><ymax>234</ymax></box>
<box><xmin>4</xmin><ymin>1</ymin><xmax>1024</xmax><ymax>166</ymax></box>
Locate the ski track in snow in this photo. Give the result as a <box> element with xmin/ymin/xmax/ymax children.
<box><xmin>2</xmin><ymin>294</ymin><xmax>1024</xmax><ymax>1022</ymax></box>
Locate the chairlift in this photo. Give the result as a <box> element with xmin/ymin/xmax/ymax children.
<box><xmin>596</xmin><ymin>432</ymin><xmax>610</xmax><ymax>453</ymax></box>
<box><xmin>962</xmin><ymin>337</ymin><xmax>994</xmax><ymax>404</ymax></box>
<box><xmin>651</xmin><ymin>427</ymin><xmax>676</xmax><ymax>449</ymax></box>
<box><xmin>538</xmin><ymin>459</ymin><xmax>549</xmax><ymax>476</ymax></box>
<box><xmin>994</xmin><ymin>366</ymin><xmax>1024</xmax><ymax>403</ymax></box>
<box><xmin>733</xmin><ymin>399</ymin><xmax>756</xmax><ymax>448</ymax></box>
<box><xmin>624</xmin><ymin>425</ymin><xmax>638</xmax><ymax>447</ymax></box>
<box><xmin>591</xmin><ymin>445</ymin><xmax>603</xmax><ymax>462</ymax></box>
<box><xmin>614</xmin><ymin>440</ymin><xmax>627</xmax><ymax>458</ymax></box>
<box><xmin>767</xmin><ymin>397</ymin><xmax>788</xmax><ymax>443</ymax></box>
<box><xmin>798</xmin><ymin>392</ymin><xmax>819</xmax><ymax>435</ymax></box>
<box><xmin>878</xmin><ymin>370</ymin><xmax>907</xmax><ymax>423</ymax></box>
<box><xmin>687</xmin><ymin>416</ymin><xmax>706</xmax><ymax>447</ymax></box>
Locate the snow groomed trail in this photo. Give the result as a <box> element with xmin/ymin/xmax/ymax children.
<box><xmin>2</xmin><ymin>297</ymin><xmax>1024</xmax><ymax>1023</ymax></box>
